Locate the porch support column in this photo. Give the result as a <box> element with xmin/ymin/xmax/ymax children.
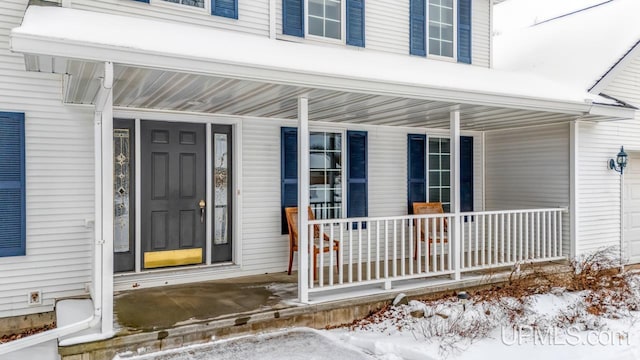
<box><xmin>94</xmin><ymin>61</ymin><xmax>114</xmax><ymax>336</ymax></box>
<box><xmin>450</xmin><ymin>110</ymin><xmax>461</xmax><ymax>280</ymax></box>
<box><xmin>297</xmin><ymin>96</ymin><xmax>310</xmax><ymax>303</ymax></box>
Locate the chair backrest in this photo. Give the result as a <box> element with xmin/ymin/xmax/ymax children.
<box><xmin>412</xmin><ymin>202</ymin><xmax>447</xmax><ymax>233</ymax></box>
<box><xmin>284</xmin><ymin>207</ymin><xmax>318</xmax><ymax>247</ymax></box>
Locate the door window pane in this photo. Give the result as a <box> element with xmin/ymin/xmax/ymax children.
<box><xmin>214</xmin><ymin>133</ymin><xmax>229</xmax><ymax>245</ymax></box>
<box><xmin>114</xmin><ymin>129</ymin><xmax>131</xmax><ymax>253</ymax></box>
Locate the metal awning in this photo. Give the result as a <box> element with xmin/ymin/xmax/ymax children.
<box><xmin>11</xmin><ymin>6</ymin><xmax>637</xmax><ymax>130</ymax></box>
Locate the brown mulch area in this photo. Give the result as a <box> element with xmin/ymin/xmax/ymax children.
<box><xmin>0</xmin><ymin>323</ymin><xmax>56</xmax><ymax>344</ymax></box>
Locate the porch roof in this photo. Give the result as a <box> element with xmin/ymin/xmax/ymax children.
<box><xmin>10</xmin><ymin>6</ymin><xmax>636</xmax><ymax>130</ymax></box>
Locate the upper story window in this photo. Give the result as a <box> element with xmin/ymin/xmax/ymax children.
<box><xmin>410</xmin><ymin>0</ymin><xmax>471</xmax><ymax>63</ymax></box>
<box><xmin>428</xmin><ymin>0</ymin><xmax>454</xmax><ymax>58</ymax></box>
<box><xmin>162</xmin><ymin>0</ymin><xmax>204</xmax><ymax>8</ymax></box>
<box><xmin>308</xmin><ymin>0</ymin><xmax>343</xmax><ymax>40</ymax></box>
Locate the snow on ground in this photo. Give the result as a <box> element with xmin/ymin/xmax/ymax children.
<box><xmin>120</xmin><ymin>272</ymin><xmax>640</xmax><ymax>360</ymax></box>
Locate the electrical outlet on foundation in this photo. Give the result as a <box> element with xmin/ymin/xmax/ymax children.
<box><xmin>28</xmin><ymin>290</ymin><xmax>42</xmax><ymax>306</ymax></box>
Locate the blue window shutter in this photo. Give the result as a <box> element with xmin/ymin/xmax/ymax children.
<box><xmin>457</xmin><ymin>0</ymin><xmax>472</xmax><ymax>64</ymax></box>
<box><xmin>410</xmin><ymin>0</ymin><xmax>426</xmax><ymax>56</ymax></box>
<box><xmin>346</xmin><ymin>0</ymin><xmax>365</xmax><ymax>47</ymax></box>
<box><xmin>347</xmin><ymin>131</ymin><xmax>367</xmax><ymax>228</ymax></box>
<box><xmin>281</xmin><ymin>127</ymin><xmax>298</xmax><ymax>234</ymax></box>
<box><xmin>132</xmin><ymin>0</ymin><xmax>149</xmax><ymax>3</ymax></box>
<box><xmin>212</xmin><ymin>0</ymin><xmax>238</xmax><ymax>19</ymax></box>
<box><xmin>407</xmin><ymin>134</ymin><xmax>426</xmax><ymax>214</ymax></box>
<box><xmin>283</xmin><ymin>0</ymin><xmax>304</xmax><ymax>37</ymax></box>
<box><xmin>0</xmin><ymin>112</ymin><xmax>26</xmax><ymax>257</ymax></box>
<box><xmin>460</xmin><ymin>136</ymin><xmax>474</xmax><ymax>212</ymax></box>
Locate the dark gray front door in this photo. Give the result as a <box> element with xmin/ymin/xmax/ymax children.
<box><xmin>141</xmin><ymin>121</ymin><xmax>206</xmax><ymax>268</ymax></box>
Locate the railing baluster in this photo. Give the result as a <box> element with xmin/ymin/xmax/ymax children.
<box><xmin>309</xmin><ymin>225</ymin><xmax>314</xmax><ymax>289</ymax></box>
<box><xmin>506</xmin><ymin>213</ymin><xmax>511</xmax><ymax>263</ymax></box>
<box><xmin>494</xmin><ymin>214</ymin><xmax>499</xmax><ymax>265</ymax></box>
<box><xmin>474</xmin><ymin>215</ymin><xmax>479</xmax><ymax>267</ymax></box>
<box><xmin>541</xmin><ymin>211</ymin><xmax>546</xmax><ymax>258</ymax></box>
<box><xmin>487</xmin><ymin>214</ymin><xmax>492</xmax><ymax>265</ymax></box>
<box><xmin>553</xmin><ymin>211</ymin><xmax>558</xmax><ymax>257</ymax></box>
<box><xmin>500</xmin><ymin>213</ymin><xmax>505</xmax><ymax>264</ymax></box>
<box><xmin>441</xmin><ymin>217</ymin><xmax>446</xmax><ymax>271</ymax></box>
<box><xmin>348</xmin><ymin>222</ymin><xmax>353</xmax><ymax>283</ymax></box>
<box><xmin>447</xmin><ymin>215</ymin><xmax>452</xmax><ymax>271</ymax></box>
<box><xmin>319</xmin><ymin>223</ymin><xmax>324</xmax><ymax>287</ymax></box>
<box><xmin>339</xmin><ymin>222</ymin><xmax>344</xmax><ymax>284</ymax></box>
<box><xmin>481</xmin><ymin>214</ymin><xmax>486</xmax><ymax>266</ymax></box>
<box><xmin>329</xmin><ymin>223</ymin><xmax>334</xmax><ymax>286</ymax></box>
<box><xmin>358</xmin><ymin>223</ymin><xmax>363</xmax><ymax>282</ymax></box>
<box><xmin>393</xmin><ymin>219</ymin><xmax>397</xmax><ymax>277</ymax></box>
<box><xmin>375</xmin><ymin>221</ymin><xmax>380</xmax><ymax>280</ymax></box>
<box><xmin>559</xmin><ymin>211</ymin><xmax>563</xmax><ymax>256</ymax></box>
<box><xmin>518</xmin><ymin>212</ymin><xmax>523</xmax><ymax>261</ymax></box>
<box><xmin>416</xmin><ymin>218</ymin><xmax>422</xmax><ymax>274</ymax></box>
<box><xmin>536</xmin><ymin>211</ymin><xmax>541</xmax><ymax>259</ymax></box>
<box><xmin>367</xmin><ymin>220</ymin><xmax>372</xmax><ymax>281</ymax></box>
<box><xmin>431</xmin><ymin>217</ymin><xmax>437</xmax><ymax>272</ymax></box>
<box><xmin>384</xmin><ymin>220</ymin><xmax>389</xmax><ymax>279</ymax></box>
<box><xmin>401</xmin><ymin>219</ymin><xmax>406</xmax><ymax>276</ymax></box>
<box><xmin>408</xmin><ymin>218</ymin><xmax>413</xmax><ymax>275</ymax></box>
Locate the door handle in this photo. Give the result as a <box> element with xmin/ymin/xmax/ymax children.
<box><xmin>199</xmin><ymin>199</ymin><xmax>206</xmax><ymax>224</ymax></box>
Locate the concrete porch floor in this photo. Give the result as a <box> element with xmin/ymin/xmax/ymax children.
<box><xmin>114</xmin><ymin>271</ymin><xmax>299</xmax><ymax>333</ymax></box>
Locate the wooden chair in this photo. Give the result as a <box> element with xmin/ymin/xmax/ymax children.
<box><xmin>413</xmin><ymin>202</ymin><xmax>448</xmax><ymax>260</ymax></box>
<box><xmin>285</xmin><ymin>207</ymin><xmax>340</xmax><ymax>280</ymax></box>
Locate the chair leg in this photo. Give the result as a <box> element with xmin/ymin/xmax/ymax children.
<box><xmin>335</xmin><ymin>248</ymin><xmax>340</xmax><ymax>274</ymax></box>
<box><xmin>288</xmin><ymin>249</ymin><xmax>294</xmax><ymax>275</ymax></box>
<box><xmin>414</xmin><ymin>238</ymin><xmax>418</xmax><ymax>260</ymax></box>
<box><xmin>313</xmin><ymin>253</ymin><xmax>317</xmax><ymax>281</ymax></box>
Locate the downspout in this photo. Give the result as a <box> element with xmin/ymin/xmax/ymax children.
<box><xmin>0</xmin><ymin>62</ymin><xmax>114</xmax><ymax>355</ymax></box>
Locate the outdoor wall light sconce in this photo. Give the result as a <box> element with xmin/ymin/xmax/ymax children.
<box><xmin>609</xmin><ymin>146</ymin><xmax>628</xmax><ymax>174</ymax></box>
<box><xmin>457</xmin><ymin>291</ymin><xmax>470</xmax><ymax>311</ymax></box>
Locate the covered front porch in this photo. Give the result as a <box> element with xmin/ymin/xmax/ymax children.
<box><xmin>9</xmin><ymin>5</ymin><xmax>636</xmax><ymax>349</ymax></box>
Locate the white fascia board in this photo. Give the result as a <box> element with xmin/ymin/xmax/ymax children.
<box><xmin>589</xmin><ymin>40</ymin><xmax>640</xmax><ymax>95</ymax></box>
<box><xmin>10</xmin><ymin>32</ymin><xmax>593</xmax><ymax>115</ymax></box>
<box><xmin>588</xmin><ymin>103</ymin><xmax>636</xmax><ymax>119</ymax></box>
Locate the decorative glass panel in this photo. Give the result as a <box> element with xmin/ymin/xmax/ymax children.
<box><xmin>214</xmin><ymin>134</ymin><xmax>229</xmax><ymax>245</ymax></box>
<box><xmin>162</xmin><ymin>0</ymin><xmax>204</xmax><ymax>8</ymax></box>
<box><xmin>114</xmin><ymin>129</ymin><xmax>131</xmax><ymax>253</ymax></box>
<box><xmin>308</xmin><ymin>0</ymin><xmax>342</xmax><ymax>40</ymax></box>
<box><xmin>428</xmin><ymin>137</ymin><xmax>451</xmax><ymax>212</ymax></box>
<box><xmin>428</xmin><ymin>0</ymin><xmax>455</xmax><ymax>57</ymax></box>
<box><xmin>309</xmin><ymin>132</ymin><xmax>342</xmax><ymax>220</ymax></box>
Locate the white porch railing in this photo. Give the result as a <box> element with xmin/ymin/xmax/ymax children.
<box><xmin>304</xmin><ymin>208</ymin><xmax>566</xmax><ymax>299</ymax></box>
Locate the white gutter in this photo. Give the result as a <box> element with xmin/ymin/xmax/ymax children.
<box><xmin>0</xmin><ymin>63</ymin><xmax>115</xmax><ymax>356</ymax></box>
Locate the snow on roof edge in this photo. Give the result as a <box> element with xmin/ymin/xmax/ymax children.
<box><xmin>10</xmin><ymin>5</ymin><xmax>622</xmax><ymax>112</ymax></box>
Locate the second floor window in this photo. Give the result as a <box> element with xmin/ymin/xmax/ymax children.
<box><xmin>428</xmin><ymin>0</ymin><xmax>454</xmax><ymax>58</ymax></box>
<box><xmin>163</xmin><ymin>0</ymin><xmax>204</xmax><ymax>8</ymax></box>
<box><xmin>308</xmin><ymin>0</ymin><xmax>343</xmax><ymax>40</ymax></box>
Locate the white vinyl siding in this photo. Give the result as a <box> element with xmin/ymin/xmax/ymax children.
<box><xmin>277</xmin><ymin>0</ymin><xmax>490</xmax><ymax>64</ymax></box>
<box><xmin>485</xmin><ymin>123</ymin><xmax>570</xmax><ymax>255</ymax></box>
<box><xmin>0</xmin><ymin>0</ymin><xmax>94</xmax><ymax>318</ymax></box>
<box><xmin>575</xmin><ymin>55</ymin><xmax>640</xmax><ymax>256</ymax></box>
<box><xmin>71</xmin><ymin>0</ymin><xmax>269</xmax><ymax>37</ymax></box>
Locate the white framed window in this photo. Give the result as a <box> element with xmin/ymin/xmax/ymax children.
<box><xmin>162</xmin><ymin>0</ymin><xmax>204</xmax><ymax>8</ymax></box>
<box><xmin>428</xmin><ymin>0</ymin><xmax>455</xmax><ymax>58</ymax></box>
<box><xmin>309</xmin><ymin>131</ymin><xmax>344</xmax><ymax>219</ymax></box>
<box><xmin>306</xmin><ymin>0</ymin><xmax>345</xmax><ymax>41</ymax></box>
<box><xmin>428</xmin><ymin>137</ymin><xmax>451</xmax><ymax>212</ymax></box>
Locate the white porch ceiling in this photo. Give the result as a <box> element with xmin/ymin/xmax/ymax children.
<box><xmin>58</xmin><ymin>60</ymin><xmax>595</xmax><ymax>131</ymax></box>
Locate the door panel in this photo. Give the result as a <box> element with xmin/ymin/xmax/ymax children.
<box><xmin>142</xmin><ymin>121</ymin><xmax>206</xmax><ymax>268</ymax></box>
